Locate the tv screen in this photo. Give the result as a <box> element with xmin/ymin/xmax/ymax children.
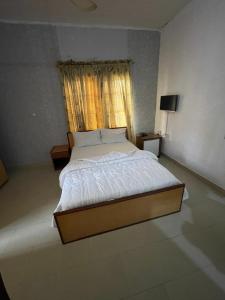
<box><xmin>160</xmin><ymin>95</ymin><xmax>178</xmax><ymax>112</ymax></box>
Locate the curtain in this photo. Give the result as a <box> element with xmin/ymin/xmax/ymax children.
<box><xmin>59</xmin><ymin>61</ymin><xmax>134</xmax><ymax>141</ymax></box>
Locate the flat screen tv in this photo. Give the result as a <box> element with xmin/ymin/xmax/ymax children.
<box><xmin>160</xmin><ymin>95</ymin><xmax>178</xmax><ymax>112</ymax></box>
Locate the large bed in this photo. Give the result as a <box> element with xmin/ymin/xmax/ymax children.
<box><xmin>54</xmin><ymin>129</ymin><xmax>187</xmax><ymax>244</ymax></box>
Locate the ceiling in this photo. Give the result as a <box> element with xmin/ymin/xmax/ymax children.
<box><xmin>0</xmin><ymin>0</ymin><xmax>191</xmax><ymax>30</ymax></box>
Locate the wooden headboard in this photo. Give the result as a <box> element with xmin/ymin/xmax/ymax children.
<box><xmin>67</xmin><ymin>131</ymin><xmax>74</xmax><ymax>150</ymax></box>
<box><xmin>67</xmin><ymin>127</ymin><xmax>127</xmax><ymax>150</ymax></box>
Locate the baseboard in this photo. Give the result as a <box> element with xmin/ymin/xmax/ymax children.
<box><xmin>162</xmin><ymin>153</ymin><xmax>225</xmax><ymax>194</ymax></box>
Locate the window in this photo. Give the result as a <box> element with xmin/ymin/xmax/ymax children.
<box><xmin>59</xmin><ymin>60</ymin><xmax>134</xmax><ymax>140</ymax></box>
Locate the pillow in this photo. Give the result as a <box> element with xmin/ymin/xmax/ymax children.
<box><xmin>101</xmin><ymin>128</ymin><xmax>127</xmax><ymax>144</ymax></box>
<box><xmin>73</xmin><ymin>130</ymin><xmax>102</xmax><ymax>147</ymax></box>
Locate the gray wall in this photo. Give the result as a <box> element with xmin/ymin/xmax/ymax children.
<box><xmin>0</xmin><ymin>23</ymin><xmax>160</xmax><ymax>167</ymax></box>
<box><xmin>155</xmin><ymin>0</ymin><xmax>225</xmax><ymax>189</ymax></box>
<box><xmin>128</xmin><ymin>30</ymin><xmax>160</xmax><ymax>132</ymax></box>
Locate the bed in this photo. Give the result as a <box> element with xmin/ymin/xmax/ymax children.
<box><xmin>54</xmin><ymin>128</ymin><xmax>187</xmax><ymax>244</ymax></box>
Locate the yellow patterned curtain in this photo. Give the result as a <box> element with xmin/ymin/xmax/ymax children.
<box><xmin>59</xmin><ymin>61</ymin><xmax>134</xmax><ymax>140</ymax></box>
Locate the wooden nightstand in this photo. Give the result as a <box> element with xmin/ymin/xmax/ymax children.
<box><xmin>50</xmin><ymin>145</ymin><xmax>70</xmax><ymax>170</ymax></box>
<box><xmin>0</xmin><ymin>160</ymin><xmax>8</xmax><ymax>187</ymax></box>
<box><xmin>136</xmin><ymin>133</ymin><xmax>162</xmax><ymax>157</ymax></box>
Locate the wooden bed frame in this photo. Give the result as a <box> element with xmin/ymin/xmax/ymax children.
<box><xmin>54</xmin><ymin>129</ymin><xmax>185</xmax><ymax>244</ymax></box>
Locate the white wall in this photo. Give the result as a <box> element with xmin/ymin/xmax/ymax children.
<box><xmin>155</xmin><ymin>0</ymin><xmax>225</xmax><ymax>189</ymax></box>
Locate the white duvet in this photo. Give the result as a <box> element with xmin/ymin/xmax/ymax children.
<box><xmin>54</xmin><ymin>150</ymin><xmax>188</xmax><ymax>214</ymax></box>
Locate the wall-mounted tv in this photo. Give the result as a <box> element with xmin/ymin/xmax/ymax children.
<box><xmin>160</xmin><ymin>95</ymin><xmax>178</xmax><ymax>112</ymax></box>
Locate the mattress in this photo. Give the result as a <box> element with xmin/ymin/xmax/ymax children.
<box><xmin>54</xmin><ymin>149</ymin><xmax>188</xmax><ymax>215</ymax></box>
<box><xmin>70</xmin><ymin>141</ymin><xmax>138</xmax><ymax>161</ymax></box>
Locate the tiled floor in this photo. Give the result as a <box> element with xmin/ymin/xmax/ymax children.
<box><xmin>0</xmin><ymin>156</ymin><xmax>225</xmax><ymax>300</ymax></box>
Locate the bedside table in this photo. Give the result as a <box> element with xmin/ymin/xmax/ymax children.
<box><xmin>50</xmin><ymin>145</ymin><xmax>70</xmax><ymax>170</ymax></box>
<box><xmin>136</xmin><ymin>133</ymin><xmax>162</xmax><ymax>157</ymax></box>
<box><xmin>0</xmin><ymin>160</ymin><xmax>8</xmax><ymax>187</ymax></box>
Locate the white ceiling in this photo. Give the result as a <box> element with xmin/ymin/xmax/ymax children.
<box><xmin>0</xmin><ymin>0</ymin><xmax>191</xmax><ymax>30</ymax></box>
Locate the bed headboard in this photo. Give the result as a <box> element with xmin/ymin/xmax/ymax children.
<box><xmin>67</xmin><ymin>131</ymin><xmax>74</xmax><ymax>150</ymax></box>
<box><xmin>67</xmin><ymin>127</ymin><xmax>127</xmax><ymax>150</ymax></box>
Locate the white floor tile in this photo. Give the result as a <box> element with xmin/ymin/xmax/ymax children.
<box><xmin>165</xmin><ymin>263</ymin><xmax>225</xmax><ymax>300</ymax></box>
<box><xmin>123</xmin><ymin>285</ymin><xmax>169</xmax><ymax>300</ymax></box>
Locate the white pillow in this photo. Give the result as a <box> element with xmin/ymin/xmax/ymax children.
<box><xmin>74</xmin><ymin>130</ymin><xmax>102</xmax><ymax>147</ymax></box>
<box><xmin>101</xmin><ymin>128</ymin><xmax>127</xmax><ymax>144</ymax></box>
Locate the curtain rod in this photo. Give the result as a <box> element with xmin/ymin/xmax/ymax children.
<box><xmin>57</xmin><ymin>59</ymin><xmax>134</xmax><ymax>67</ymax></box>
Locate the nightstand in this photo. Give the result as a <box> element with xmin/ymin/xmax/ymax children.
<box><xmin>50</xmin><ymin>145</ymin><xmax>70</xmax><ymax>170</ymax></box>
<box><xmin>136</xmin><ymin>133</ymin><xmax>162</xmax><ymax>157</ymax></box>
<box><xmin>0</xmin><ymin>160</ymin><xmax>8</xmax><ymax>187</ymax></box>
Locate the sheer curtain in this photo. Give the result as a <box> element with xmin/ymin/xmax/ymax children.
<box><xmin>59</xmin><ymin>61</ymin><xmax>134</xmax><ymax>141</ymax></box>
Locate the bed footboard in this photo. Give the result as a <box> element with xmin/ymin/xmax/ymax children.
<box><xmin>54</xmin><ymin>184</ymin><xmax>184</xmax><ymax>244</ymax></box>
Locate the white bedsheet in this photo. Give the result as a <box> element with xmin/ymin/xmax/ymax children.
<box><xmin>54</xmin><ymin>150</ymin><xmax>188</xmax><ymax>214</ymax></box>
<box><xmin>70</xmin><ymin>141</ymin><xmax>137</xmax><ymax>160</ymax></box>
